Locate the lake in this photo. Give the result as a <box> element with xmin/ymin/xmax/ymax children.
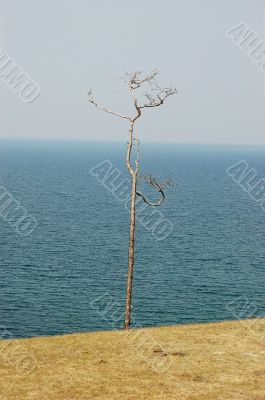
<box><xmin>0</xmin><ymin>140</ymin><xmax>265</xmax><ymax>338</ymax></box>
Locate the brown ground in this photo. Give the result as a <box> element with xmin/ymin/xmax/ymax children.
<box><xmin>1</xmin><ymin>318</ymin><xmax>265</xmax><ymax>399</ymax></box>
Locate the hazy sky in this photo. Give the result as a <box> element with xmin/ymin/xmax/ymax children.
<box><xmin>0</xmin><ymin>0</ymin><xmax>265</xmax><ymax>145</ymax></box>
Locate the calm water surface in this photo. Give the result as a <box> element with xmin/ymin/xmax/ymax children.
<box><xmin>0</xmin><ymin>141</ymin><xmax>265</xmax><ymax>338</ymax></box>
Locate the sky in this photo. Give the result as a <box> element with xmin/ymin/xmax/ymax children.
<box><xmin>0</xmin><ymin>0</ymin><xmax>265</xmax><ymax>145</ymax></box>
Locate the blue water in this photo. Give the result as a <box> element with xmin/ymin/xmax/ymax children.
<box><xmin>0</xmin><ymin>140</ymin><xmax>265</xmax><ymax>338</ymax></box>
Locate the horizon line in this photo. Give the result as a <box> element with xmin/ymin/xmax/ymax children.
<box><xmin>0</xmin><ymin>137</ymin><xmax>265</xmax><ymax>149</ymax></box>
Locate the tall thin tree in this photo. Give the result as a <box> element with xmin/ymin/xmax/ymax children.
<box><xmin>88</xmin><ymin>70</ymin><xmax>176</xmax><ymax>329</ymax></box>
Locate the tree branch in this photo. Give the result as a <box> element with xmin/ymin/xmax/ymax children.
<box><xmin>120</xmin><ymin>70</ymin><xmax>177</xmax><ymax>113</ymax></box>
<box><xmin>87</xmin><ymin>90</ymin><xmax>131</xmax><ymax>121</ymax></box>
<box><xmin>140</xmin><ymin>87</ymin><xmax>177</xmax><ymax>109</ymax></box>
<box><xmin>136</xmin><ymin>190</ymin><xmax>165</xmax><ymax>207</ymax></box>
<box><xmin>136</xmin><ymin>175</ymin><xmax>174</xmax><ymax>207</ymax></box>
<box><xmin>87</xmin><ymin>71</ymin><xmax>177</xmax><ymax>190</ymax></box>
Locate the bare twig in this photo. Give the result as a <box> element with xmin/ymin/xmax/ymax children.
<box><xmin>136</xmin><ymin>175</ymin><xmax>175</xmax><ymax>207</ymax></box>
<box><xmin>87</xmin><ymin>90</ymin><xmax>131</xmax><ymax>121</ymax></box>
<box><xmin>121</xmin><ymin>71</ymin><xmax>177</xmax><ymax>111</ymax></box>
<box><xmin>140</xmin><ymin>86</ymin><xmax>177</xmax><ymax>109</ymax></box>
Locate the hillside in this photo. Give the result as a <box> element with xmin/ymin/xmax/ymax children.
<box><xmin>1</xmin><ymin>319</ymin><xmax>265</xmax><ymax>399</ymax></box>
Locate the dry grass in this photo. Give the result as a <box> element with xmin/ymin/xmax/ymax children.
<box><xmin>1</xmin><ymin>319</ymin><xmax>265</xmax><ymax>399</ymax></box>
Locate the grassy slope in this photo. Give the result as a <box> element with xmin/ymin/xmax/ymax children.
<box><xmin>1</xmin><ymin>319</ymin><xmax>265</xmax><ymax>400</ymax></box>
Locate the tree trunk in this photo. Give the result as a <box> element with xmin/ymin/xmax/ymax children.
<box><xmin>124</xmin><ymin>173</ymin><xmax>137</xmax><ymax>329</ymax></box>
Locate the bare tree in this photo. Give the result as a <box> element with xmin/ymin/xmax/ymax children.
<box><xmin>88</xmin><ymin>70</ymin><xmax>176</xmax><ymax>330</ymax></box>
